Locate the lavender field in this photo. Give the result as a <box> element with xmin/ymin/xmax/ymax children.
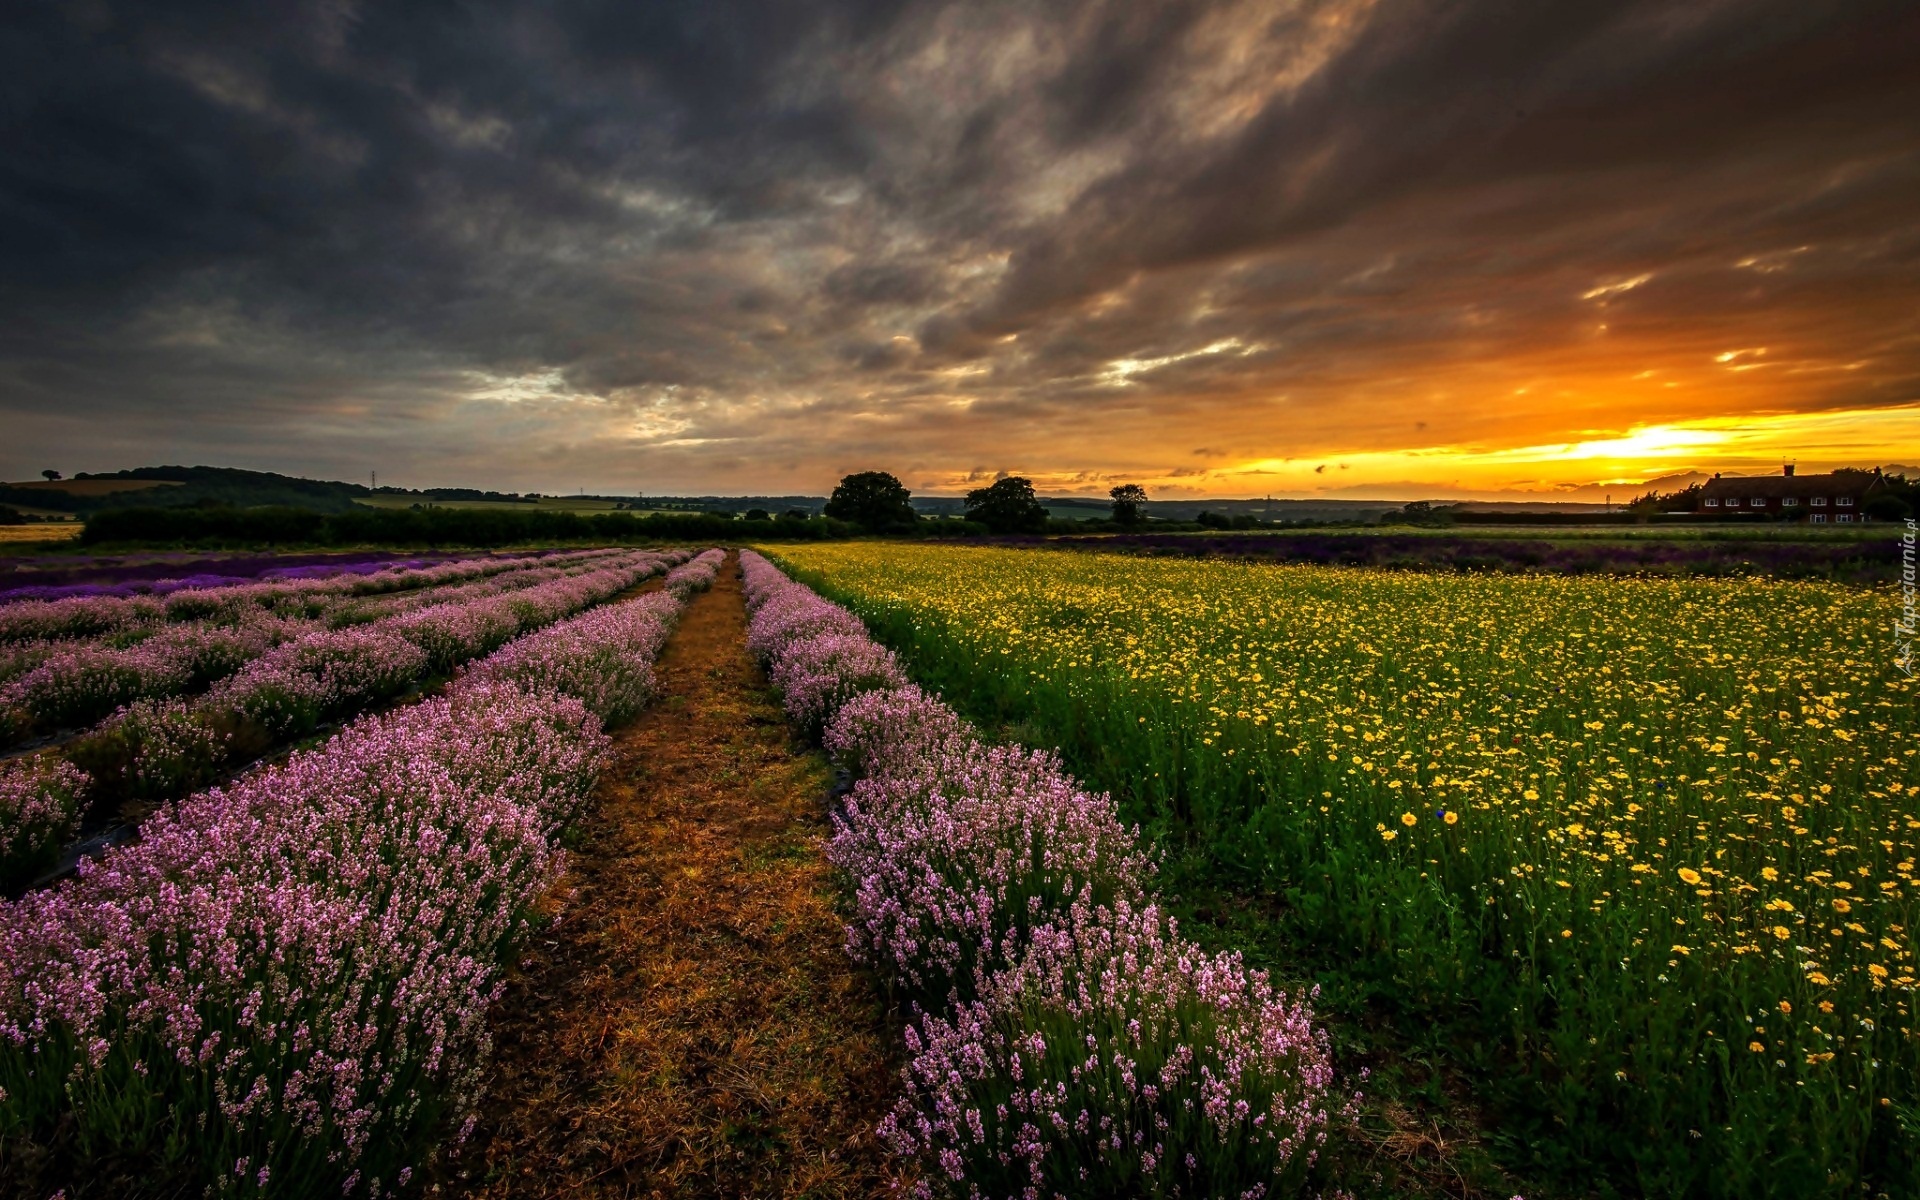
<box><xmin>0</xmin><ymin>547</ymin><xmax>727</xmax><ymax>1194</ymax></box>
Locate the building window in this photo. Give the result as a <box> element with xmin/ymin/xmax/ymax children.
<box><xmin>1811</xmin><ymin>513</ymin><xmax>1827</xmax><ymax>523</ymax></box>
<box><xmin>1704</xmin><ymin>498</ymin><xmax>1719</xmax><ymax>507</ymax></box>
<box><xmin>1837</xmin><ymin>496</ymin><xmax>1854</xmax><ymax>507</ymax></box>
<box><xmin>1838</xmin><ymin>513</ymin><xmax>1854</xmax><ymax>523</ymax></box>
<box><xmin>1812</xmin><ymin>497</ymin><xmax>1828</xmax><ymax>506</ymax></box>
<box><xmin>1783</xmin><ymin>497</ymin><xmax>1798</xmax><ymax>507</ymax></box>
<box><xmin>1751</xmin><ymin>498</ymin><xmax>1766</xmax><ymax>507</ymax></box>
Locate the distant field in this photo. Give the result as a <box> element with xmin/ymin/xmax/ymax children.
<box><xmin>353</xmin><ymin>495</ymin><xmax>635</xmax><ymax>514</ymax></box>
<box><xmin>0</xmin><ymin>524</ymin><xmax>83</xmax><ymax>544</ymax></box>
<box><xmin>1096</xmin><ymin>521</ymin><xmax>1890</xmax><ymax>543</ymax></box>
<box><xmin>3</xmin><ymin>478</ymin><xmax>179</xmax><ymax>496</ymax></box>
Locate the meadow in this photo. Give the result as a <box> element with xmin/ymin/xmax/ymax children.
<box><xmin>766</xmin><ymin>542</ymin><xmax>1920</xmax><ymax>1198</ymax></box>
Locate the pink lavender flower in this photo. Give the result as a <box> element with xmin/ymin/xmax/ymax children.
<box><xmin>458</xmin><ymin>591</ymin><xmax>681</xmax><ymax>725</ymax></box>
<box><xmin>767</xmin><ymin>634</ymin><xmax>908</xmax><ymax>735</ymax></box>
<box><xmin>663</xmin><ymin>548</ymin><xmax>727</xmax><ymax>598</ymax></box>
<box><xmin>881</xmin><ymin>897</ymin><xmax>1346</xmax><ymax>1199</ymax></box>
<box><xmin>0</xmin><ymin>757</ymin><xmax>89</xmax><ymax>885</ymax></box>
<box><xmin>822</xmin><ymin>685</ymin><xmax>971</xmax><ymax>780</ymax></box>
<box><xmin>827</xmin><ymin>737</ymin><xmax>1152</xmax><ymax>1008</ymax></box>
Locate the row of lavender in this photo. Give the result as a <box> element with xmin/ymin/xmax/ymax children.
<box><xmin>0</xmin><ymin>548</ymin><xmax>724</xmax><ymax>1196</ymax></box>
<box><xmin>0</xmin><ymin>549</ymin><xmax>684</xmax><ymax>889</ymax></box>
<box><xmin>0</xmin><ymin>548</ymin><xmax>634</xmax><ymax>745</ymax></box>
<box><xmin>0</xmin><ymin>547</ymin><xmax>625</xmax><ymax>644</ymax></box>
<box><xmin>0</xmin><ymin>549</ymin><xmax>506</xmax><ymax>605</ymax></box>
<box><xmin>739</xmin><ymin>551</ymin><xmax>1351</xmax><ymax>1199</ymax></box>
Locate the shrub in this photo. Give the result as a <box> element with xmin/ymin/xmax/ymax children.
<box><xmin>829</xmin><ymin>738</ymin><xmax>1152</xmax><ymax>1008</ymax></box>
<box><xmin>0</xmin><ymin>757</ymin><xmax>89</xmax><ymax>888</ymax></box>
<box><xmin>767</xmin><ymin>632</ymin><xmax>907</xmax><ymax>736</ymax></box>
<box><xmin>882</xmin><ymin>897</ymin><xmax>1345</xmax><ymax>1200</ymax></box>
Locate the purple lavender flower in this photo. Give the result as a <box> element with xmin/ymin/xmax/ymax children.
<box><xmin>0</xmin><ymin>756</ymin><xmax>89</xmax><ymax>884</ymax></box>
<box><xmin>767</xmin><ymin>633</ymin><xmax>908</xmax><ymax>736</ymax></box>
<box><xmin>882</xmin><ymin>897</ymin><xmax>1346</xmax><ymax>1198</ymax></box>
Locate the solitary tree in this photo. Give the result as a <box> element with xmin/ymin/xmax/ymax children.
<box><xmin>825</xmin><ymin>471</ymin><xmax>918</xmax><ymax>532</ymax></box>
<box><xmin>965</xmin><ymin>476</ymin><xmax>1049</xmax><ymax>534</ymax></box>
<box><xmin>1109</xmin><ymin>483</ymin><xmax>1148</xmax><ymax>525</ymax></box>
<box><xmin>40</xmin><ymin>469</ymin><xmax>61</xmax><ymax>482</ymax></box>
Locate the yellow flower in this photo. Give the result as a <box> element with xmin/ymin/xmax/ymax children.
<box><xmin>1401</xmin><ymin>812</ymin><xmax>1417</xmax><ymax>827</ymax></box>
<box><xmin>1561</xmin><ymin>929</ymin><xmax>1572</xmax><ymax>939</ymax></box>
<box><xmin>1778</xmin><ymin>1000</ymin><xmax>1792</xmax><ymax>1015</ymax></box>
<box><xmin>1444</xmin><ymin>810</ymin><xmax>1459</xmax><ymax>825</ymax></box>
<box><xmin>1832</xmin><ymin>898</ymin><xmax>1852</xmax><ymax>914</ymax></box>
<box><xmin>1671</xmin><ymin>945</ymin><xmax>1692</xmax><ymax>955</ymax></box>
<box><xmin>1869</xmin><ymin>964</ymin><xmax>1890</xmax><ymax>979</ymax></box>
<box><xmin>1748</xmin><ymin>1041</ymin><xmax>1766</xmax><ymax>1053</ymax></box>
<box><xmin>1677</xmin><ymin>867</ymin><xmax>1703</xmax><ymax>885</ymax></box>
<box><xmin>1761</xmin><ymin>867</ymin><xmax>1780</xmax><ymax>882</ymax></box>
<box><xmin>1771</xmin><ymin>926</ymin><xmax>1791</xmax><ymax>940</ymax></box>
<box><xmin>1381</xmin><ymin>829</ymin><xmax>1397</xmax><ymax>842</ymax></box>
<box><xmin>1807</xmin><ymin>972</ymin><xmax>1832</xmax><ymax>986</ymax></box>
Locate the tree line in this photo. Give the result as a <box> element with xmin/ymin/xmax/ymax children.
<box><xmin>78</xmin><ymin>505</ymin><xmax>855</xmax><ymax>547</ymax></box>
<box><xmin>65</xmin><ymin>473</ymin><xmax>1159</xmax><ymax>546</ymax></box>
<box><xmin>824</xmin><ymin>471</ymin><xmax>1149</xmax><ymax>533</ymax></box>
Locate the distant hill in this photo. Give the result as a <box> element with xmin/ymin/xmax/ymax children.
<box><xmin>1</xmin><ymin>467</ymin><xmax>372</xmax><ymax>514</ymax></box>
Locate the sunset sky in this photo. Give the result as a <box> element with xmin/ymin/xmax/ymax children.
<box><xmin>2</xmin><ymin>0</ymin><xmax>1916</xmax><ymax>500</ymax></box>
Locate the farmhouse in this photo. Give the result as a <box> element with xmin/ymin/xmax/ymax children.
<box><xmin>1695</xmin><ymin>465</ymin><xmax>1887</xmax><ymax>522</ymax></box>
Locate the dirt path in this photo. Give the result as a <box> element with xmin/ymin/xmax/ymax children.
<box><xmin>454</xmin><ymin>552</ymin><xmax>903</xmax><ymax>1199</ymax></box>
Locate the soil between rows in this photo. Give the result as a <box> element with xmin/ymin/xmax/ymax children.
<box><xmin>453</xmin><ymin>553</ymin><xmax>903</xmax><ymax>1199</ymax></box>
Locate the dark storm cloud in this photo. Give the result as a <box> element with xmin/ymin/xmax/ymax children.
<box><xmin>0</xmin><ymin>0</ymin><xmax>1916</xmax><ymax>494</ymax></box>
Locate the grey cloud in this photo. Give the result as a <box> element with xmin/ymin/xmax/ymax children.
<box><xmin>0</xmin><ymin>0</ymin><xmax>1915</xmax><ymax>492</ymax></box>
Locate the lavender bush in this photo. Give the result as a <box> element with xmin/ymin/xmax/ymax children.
<box><xmin>0</xmin><ymin>547</ymin><xmax>631</xmax><ymax>645</ymax></box>
<box><xmin>663</xmin><ymin>546</ymin><xmax>727</xmax><ymax>597</ymax></box>
<box><xmin>0</xmin><ymin>549</ymin><xmax>647</xmax><ymax>746</ymax></box>
<box><xmin>822</xmin><ymin>683</ymin><xmax>970</xmax><ymax>780</ymax></box>
<box><xmin>461</xmin><ymin>590</ymin><xmax>683</xmax><ymax>726</ymax></box>
<box><xmin>767</xmin><ymin>632</ymin><xmax>909</xmax><ymax>735</ymax></box>
<box><xmin>93</xmin><ymin>696</ymin><xmax>230</xmax><ymax>800</ymax></box>
<box><xmin>211</xmin><ymin>626</ymin><xmax>431</xmax><ymax>738</ymax></box>
<box><xmin>0</xmin><ymin>757</ymin><xmax>89</xmax><ymax>885</ymax></box>
<box><xmin>828</xmin><ymin>734</ymin><xmax>1153</xmax><ymax>1008</ymax></box>
<box><xmin>882</xmin><ymin>897</ymin><xmax>1344</xmax><ymax>1200</ymax></box>
<box><xmin>738</xmin><ymin>551</ymin><xmax>1352</xmax><ymax>1198</ymax></box>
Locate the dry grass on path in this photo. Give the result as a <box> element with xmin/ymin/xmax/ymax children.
<box><xmin>453</xmin><ymin>553</ymin><xmax>904</xmax><ymax>1200</ymax></box>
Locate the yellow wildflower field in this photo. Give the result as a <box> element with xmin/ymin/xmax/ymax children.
<box><xmin>768</xmin><ymin>541</ymin><xmax>1920</xmax><ymax>1195</ymax></box>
